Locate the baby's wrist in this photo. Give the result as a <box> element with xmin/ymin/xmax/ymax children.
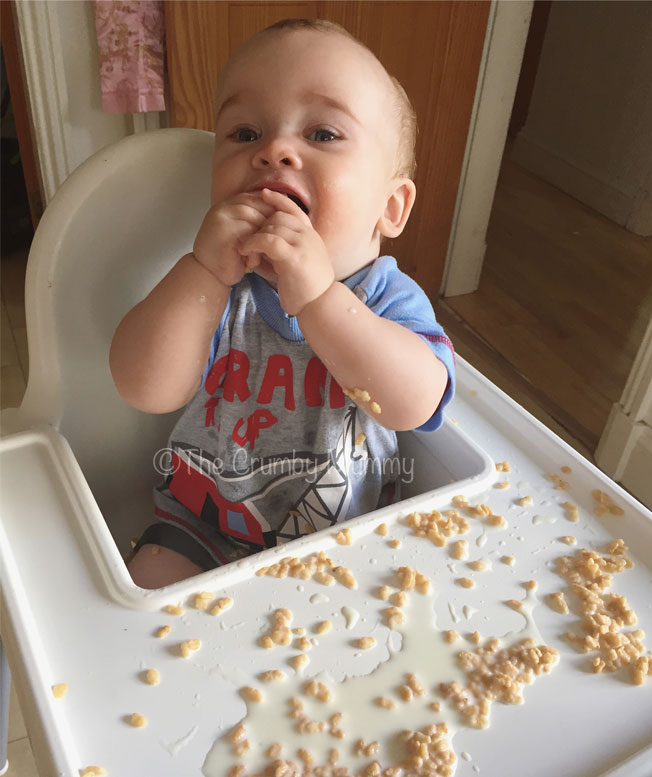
<box><xmin>187</xmin><ymin>252</ymin><xmax>233</xmax><ymax>294</ymax></box>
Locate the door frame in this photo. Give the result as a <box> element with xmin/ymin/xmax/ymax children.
<box><xmin>441</xmin><ymin>0</ymin><xmax>534</xmax><ymax>297</ymax></box>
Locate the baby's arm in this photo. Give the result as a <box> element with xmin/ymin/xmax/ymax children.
<box><xmin>110</xmin><ymin>193</ymin><xmax>274</xmax><ymax>413</ymax></box>
<box><xmin>298</xmin><ymin>282</ymin><xmax>448</xmax><ymax>431</ymax></box>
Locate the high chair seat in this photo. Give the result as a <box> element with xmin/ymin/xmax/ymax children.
<box><xmin>3</xmin><ymin>128</ymin><xmax>216</xmax><ymax>552</ymax></box>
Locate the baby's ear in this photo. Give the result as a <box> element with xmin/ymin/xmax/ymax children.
<box><xmin>377</xmin><ymin>178</ymin><xmax>417</xmax><ymax>239</ymax></box>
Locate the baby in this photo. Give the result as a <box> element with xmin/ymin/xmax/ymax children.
<box><xmin>110</xmin><ymin>18</ymin><xmax>455</xmax><ymax>588</ymax></box>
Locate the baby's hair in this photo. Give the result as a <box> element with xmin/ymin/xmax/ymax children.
<box><xmin>256</xmin><ymin>18</ymin><xmax>417</xmax><ymax>179</ymax></box>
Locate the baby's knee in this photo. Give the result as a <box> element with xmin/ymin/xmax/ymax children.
<box><xmin>128</xmin><ymin>544</ymin><xmax>204</xmax><ymax>589</ymax></box>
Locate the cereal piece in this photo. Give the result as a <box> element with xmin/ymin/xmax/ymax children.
<box><xmin>163</xmin><ymin>604</ymin><xmax>184</xmax><ymax>616</ymax></box>
<box><xmin>444</xmin><ymin>630</ymin><xmax>459</xmax><ymax>644</ymax></box>
<box><xmin>209</xmin><ymin>596</ymin><xmax>233</xmax><ymax>616</ymax></box>
<box><xmin>376</xmin><ymin>696</ymin><xmax>395</xmax><ymax>709</ymax></box>
<box><xmin>547</xmin><ymin>474</ymin><xmax>568</xmax><ymax>490</ymax></box>
<box><xmin>298</xmin><ymin>748</ymin><xmax>314</xmax><ymax>765</ymax></box>
<box><xmin>406</xmin><ymin>673</ymin><xmax>425</xmax><ymax>696</ymax></box>
<box><xmin>229</xmin><ymin>723</ymin><xmax>246</xmax><ymax>742</ymax></box>
<box><xmin>452</xmin><ymin>540</ymin><xmax>468</xmax><ymax>560</ymax></box>
<box><xmin>260</xmin><ymin>635</ymin><xmax>275</xmax><ymax>650</ymax></box>
<box><xmin>391</xmin><ymin>591</ymin><xmax>406</xmax><ymax>607</ymax></box>
<box><xmin>382</xmin><ymin>606</ymin><xmax>404</xmax><ymax>628</ymax></box>
<box><xmin>430</xmin><ymin>701</ymin><xmax>441</xmax><ymax>712</ymax></box>
<box><xmin>155</xmin><ymin>625</ymin><xmax>171</xmax><ymax>639</ymax></box>
<box><xmin>370</xmin><ymin>401</ymin><xmax>382</xmax><ymax>414</ymax></box>
<box><xmin>501</xmin><ymin>555</ymin><xmax>515</xmax><ymax>566</ymax></box>
<box><xmin>234</xmin><ymin>740</ymin><xmax>249</xmax><ymax>756</ymax></box>
<box><xmin>355</xmin><ymin>433</ymin><xmax>367</xmax><ymax>446</ymax></box>
<box><xmin>415</xmin><ymin>572</ymin><xmax>431</xmax><ymax>594</ymax></box>
<box><xmin>353</xmin><ymin>388</ymin><xmax>371</xmax><ymax>402</ymax></box>
<box><xmin>487</xmin><ymin>513</ymin><xmax>507</xmax><ymax>527</ymax></box>
<box><xmin>356</xmin><ymin>637</ymin><xmax>376</xmax><ymax>650</ymax></box>
<box><xmin>129</xmin><ymin>713</ymin><xmax>147</xmax><ymax>728</ymax></box>
<box><xmin>80</xmin><ymin>768</ymin><xmax>107</xmax><ymax>776</ymax></box>
<box><xmin>516</xmin><ymin>496</ymin><xmax>533</xmax><ymax>507</ymax></box>
<box><xmin>548</xmin><ymin>592</ymin><xmax>569</xmax><ymax>614</ymax></box>
<box><xmin>468</xmin><ymin>560</ymin><xmax>487</xmax><ymax>572</ymax></box>
<box><xmin>332</xmin><ymin>566</ymin><xmax>357</xmax><ymax>589</ymax></box>
<box><xmin>228</xmin><ymin>767</ymin><xmax>245</xmax><ymax>777</ymax></box>
<box><xmin>144</xmin><ymin>669</ymin><xmax>160</xmax><ymax>686</ymax></box>
<box><xmin>469</xmin><ymin>631</ymin><xmax>481</xmax><ymax>644</ymax></box>
<box><xmin>507</xmin><ymin>600</ymin><xmax>523</xmax><ymax>610</ymax></box>
<box><xmin>377</xmin><ymin>585</ymin><xmax>391</xmax><ymax>600</ymax></box>
<box><xmin>51</xmin><ymin>683</ymin><xmax>68</xmax><ymax>699</ymax></box>
<box><xmin>397</xmin><ymin>566</ymin><xmax>417</xmax><ymax>590</ymax></box>
<box><xmin>398</xmin><ymin>684</ymin><xmax>413</xmax><ymax>702</ymax></box>
<box><xmin>291</xmin><ymin>653</ymin><xmax>309</xmax><ymax>671</ymax></box>
<box><xmin>335</xmin><ymin>528</ymin><xmax>353</xmax><ymax>545</ymax></box>
<box><xmin>390</xmin><ymin>538</ymin><xmax>402</xmax><ymax>549</ymax></box>
<box><xmin>260</xmin><ymin>669</ymin><xmax>286</xmax><ymax>682</ymax></box>
<box><xmin>271</xmin><ymin>627</ymin><xmax>292</xmax><ymax>646</ymax></box>
<box><xmin>458</xmin><ymin>577</ymin><xmax>475</xmax><ymax>589</ymax></box>
<box><xmin>315</xmin><ymin>570</ymin><xmax>336</xmax><ymax>586</ymax></box>
<box><xmin>562</xmin><ymin>501</ymin><xmax>579</xmax><ymax>522</ymax></box>
<box><xmin>192</xmin><ymin>591</ymin><xmax>214</xmax><ymax>609</ymax></box>
<box><xmin>298</xmin><ymin>636</ymin><xmax>312</xmax><ymax>651</ymax></box>
<box><xmin>241</xmin><ymin>686</ymin><xmax>262</xmax><ymax>702</ymax></box>
<box><xmin>525</xmin><ymin>579</ymin><xmax>537</xmax><ymax>590</ymax></box>
<box><xmin>494</xmin><ymin>481</ymin><xmax>510</xmax><ymax>490</ymax></box>
<box><xmin>560</xmin><ymin>535</ymin><xmax>577</xmax><ymax>545</ymax></box>
<box><xmin>316</xmin><ymin>620</ymin><xmax>332</xmax><ymax>635</ymax></box>
<box><xmin>179</xmin><ymin>639</ymin><xmax>201</xmax><ymax>658</ymax></box>
<box><xmin>376</xmin><ymin>522</ymin><xmax>388</xmax><ymax>536</ymax></box>
<box><xmin>496</xmin><ymin>461</ymin><xmax>511</xmax><ymax>472</ymax></box>
<box><xmin>561</xmin><ymin>466</ymin><xmax>572</xmax><ymax>474</ymax></box>
<box><xmin>266</xmin><ymin>743</ymin><xmax>282</xmax><ymax>758</ymax></box>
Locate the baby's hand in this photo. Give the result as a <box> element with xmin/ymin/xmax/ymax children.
<box><xmin>192</xmin><ymin>193</ymin><xmax>275</xmax><ymax>288</ymax></box>
<box><xmin>239</xmin><ymin>188</ymin><xmax>335</xmax><ymax>315</ymax></box>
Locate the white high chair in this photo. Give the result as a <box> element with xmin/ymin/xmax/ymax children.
<box><xmin>2</xmin><ymin>128</ymin><xmax>215</xmax><ymax>550</ymax></box>
<box><xmin>0</xmin><ymin>128</ymin><xmax>495</xmax><ymax>773</ymax></box>
<box><xmin>2</xmin><ymin>129</ymin><xmax>651</xmax><ymax>777</ymax></box>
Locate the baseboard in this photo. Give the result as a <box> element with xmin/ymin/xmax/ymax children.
<box><xmin>511</xmin><ymin>134</ymin><xmax>650</xmax><ymax>236</ymax></box>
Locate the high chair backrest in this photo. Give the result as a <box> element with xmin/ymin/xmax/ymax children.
<box><xmin>17</xmin><ymin>129</ymin><xmax>215</xmax><ymax>549</ymax></box>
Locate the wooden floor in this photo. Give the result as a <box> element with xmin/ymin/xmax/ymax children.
<box><xmin>442</xmin><ymin>151</ymin><xmax>652</xmax><ymax>456</ymax></box>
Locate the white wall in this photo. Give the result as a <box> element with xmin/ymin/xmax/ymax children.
<box><xmin>15</xmin><ymin>0</ymin><xmax>163</xmax><ymax>203</ymax></box>
<box><xmin>512</xmin><ymin>1</ymin><xmax>652</xmax><ymax>236</ymax></box>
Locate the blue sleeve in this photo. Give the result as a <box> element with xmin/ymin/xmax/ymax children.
<box><xmin>351</xmin><ymin>256</ymin><xmax>455</xmax><ymax>432</ymax></box>
<box><xmin>201</xmin><ymin>290</ymin><xmax>234</xmax><ymax>385</ymax></box>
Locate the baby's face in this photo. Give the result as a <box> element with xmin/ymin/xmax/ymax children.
<box><xmin>211</xmin><ymin>29</ymin><xmax>403</xmax><ymax>280</ymax></box>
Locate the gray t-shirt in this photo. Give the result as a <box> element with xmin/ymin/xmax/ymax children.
<box><xmin>152</xmin><ymin>256</ymin><xmax>455</xmax><ymax>566</ymax></box>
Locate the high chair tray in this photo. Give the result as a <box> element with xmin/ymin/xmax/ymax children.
<box><xmin>1</xmin><ymin>359</ymin><xmax>651</xmax><ymax>777</ymax></box>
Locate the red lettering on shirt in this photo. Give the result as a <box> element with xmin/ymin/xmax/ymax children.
<box><xmin>233</xmin><ymin>408</ymin><xmax>278</xmax><ymax>450</ymax></box>
<box><xmin>205</xmin><ymin>349</ymin><xmax>251</xmax><ymax>401</ymax></box>
<box><xmin>257</xmin><ymin>354</ymin><xmax>295</xmax><ymax>410</ymax></box>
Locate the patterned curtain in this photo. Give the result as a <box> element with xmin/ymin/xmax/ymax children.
<box><xmin>94</xmin><ymin>0</ymin><xmax>166</xmax><ymax>114</ymax></box>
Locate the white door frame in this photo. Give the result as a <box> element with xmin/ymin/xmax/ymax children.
<box><xmin>441</xmin><ymin>0</ymin><xmax>534</xmax><ymax>297</ymax></box>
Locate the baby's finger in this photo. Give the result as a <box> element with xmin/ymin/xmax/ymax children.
<box><xmin>260</xmin><ymin>188</ymin><xmax>311</xmax><ymax>222</ymax></box>
<box><xmin>239</xmin><ymin>231</ymin><xmax>295</xmax><ymax>265</ymax></box>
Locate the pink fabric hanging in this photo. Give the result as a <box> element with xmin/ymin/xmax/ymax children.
<box><xmin>94</xmin><ymin>0</ymin><xmax>166</xmax><ymax>114</ymax></box>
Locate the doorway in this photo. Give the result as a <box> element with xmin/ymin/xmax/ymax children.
<box><xmin>438</xmin><ymin>0</ymin><xmax>652</xmax><ymax>460</ymax></box>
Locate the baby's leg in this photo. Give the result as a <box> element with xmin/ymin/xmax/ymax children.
<box><xmin>128</xmin><ymin>544</ymin><xmax>204</xmax><ymax>589</ymax></box>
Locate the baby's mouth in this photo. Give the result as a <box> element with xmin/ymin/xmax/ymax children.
<box><xmin>286</xmin><ymin>193</ymin><xmax>309</xmax><ymax>216</ymax></box>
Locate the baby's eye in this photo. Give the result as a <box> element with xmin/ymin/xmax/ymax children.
<box><xmin>308</xmin><ymin>128</ymin><xmax>339</xmax><ymax>142</ymax></box>
<box><xmin>230</xmin><ymin>127</ymin><xmax>259</xmax><ymax>142</ymax></box>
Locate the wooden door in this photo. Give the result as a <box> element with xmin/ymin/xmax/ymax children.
<box><xmin>165</xmin><ymin>1</ymin><xmax>490</xmax><ymax>299</ymax></box>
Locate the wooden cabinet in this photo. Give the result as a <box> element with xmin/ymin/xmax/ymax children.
<box><xmin>165</xmin><ymin>1</ymin><xmax>490</xmax><ymax>298</ymax></box>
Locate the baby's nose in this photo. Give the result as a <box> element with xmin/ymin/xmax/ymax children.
<box><xmin>252</xmin><ymin>137</ymin><xmax>302</xmax><ymax>169</ymax></box>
